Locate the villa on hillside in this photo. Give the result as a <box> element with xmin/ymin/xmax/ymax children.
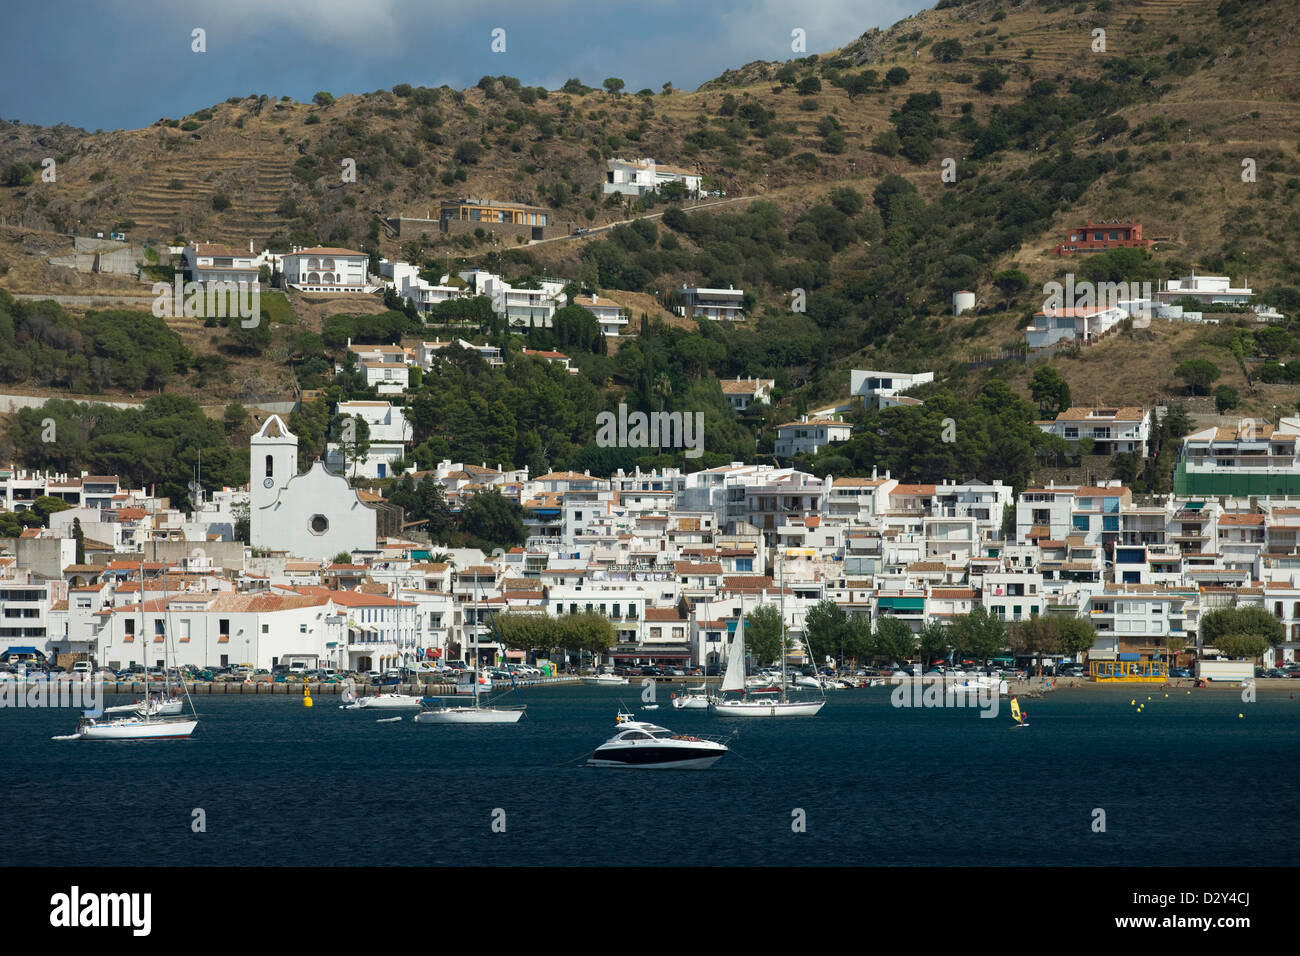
<box><xmin>1025</xmin><ymin>305</ymin><xmax>1127</xmax><ymax>349</ymax></box>
<box><xmin>572</xmin><ymin>294</ymin><xmax>629</xmax><ymax>337</ymax></box>
<box><xmin>181</xmin><ymin>242</ymin><xmax>261</xmax><ymax>287</ymax></box>
<box><xmin>679</xmin><ymin>286</ymin><xmax>745</xmax><ymax>322</ymax></box>
<box><xmin>1055</xmin><ymin>219</ymin><xmax>1152</xmax><ymax>256</ymax></box>
<box><xmin>1037</xmin><ymin>407</ymin><xmax>1151</xmax><ymax>457</ymax></box>
<box><xmin>721</xmin><ymin>378</ymin><xmax>775</xmax><ymax>412</ymax></box>
<box><xmin>604</xmin><ymin>158</ymin><xmax>702</xmax><ymax>197</ymax></box>
<box><xmin>281</xmin><ymin>246</ymin><xmax>371</xmax><ymax>293</ymax></box>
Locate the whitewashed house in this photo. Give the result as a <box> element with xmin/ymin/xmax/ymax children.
<box><xmin>773</xmin><ymin>417</ymin><xmax>853</xmax><ymax>458</ymax></box>
<box><xmin>1025</xmin><ymin>306</ymin><xmax>1126</xmax><ymax>349</ymax></box>
<box><xmin>572</xmin><ymin>294</ymin><xmax>629</xmax><ymax>336</ymax></box>
<box><xmin>850</xmin><ymin>370</ymin><xmax>934</xmax><ymax>407</ymax></box>
<box><xmin>325</xmin><ymin>401</ymin><xmax>413</xmax><ymax>480</ymax></box>
<box><xmin>604</xmin><ymin>158</ymin><xmax>702</xmax><ymax>197</ymax></box>
<box><xmin>282</xmin><ymin>246</ymin><xmax>370</xmax><ymax>293</ymax></box>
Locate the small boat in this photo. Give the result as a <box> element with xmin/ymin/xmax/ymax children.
<box><xmin>642</xmin><ymin>704</ymin><xmax>659</xmax><ymax>710</ymax></box>
<box><xmin>588</xmin><ymin>711</ymin><xmax>728</xmax><ymax>769</ymax></box>
<box><xmin>582</xmin><ymin>673</ymin><xmax>628</xmax><ymax>685</ymax></box>
<box><xmin>376</xmin><ymin>716</ymin><xmax>403</xmax><ymax>723</ymax></box>
<box><xmin>671</xmin><ymin>685</ymin><xmax>711</xmax><ymax>710</ymax></box>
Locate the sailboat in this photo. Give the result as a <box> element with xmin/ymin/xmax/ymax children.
<box><xmin>413</xmin><ymin>603</ymin><xmax>525</xmax><ymax>724</ymax></box>
<box><xmin>55</xmin><ymin>562</ymin><xmax>198</xmax><ymax>740</ymax></box>
<box><xmin>670</xmin><ymin>683</ymin><xmax>711</xmax><ymax>710</ymax></box>
<box><xmin>709</xmin><ymin>569</ymin><xmax>825</xmax><ymax>718</ymax></box>
<box><xmin>1009</xmin><ymin>695</ymin><xmax>1029</xmax><ymax>728</ymax></box>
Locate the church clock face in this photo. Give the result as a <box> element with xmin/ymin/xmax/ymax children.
<box><xmin>263</xmin><ymin>478</ymin><xmax>274</xmax><ymax>488</ymax></box>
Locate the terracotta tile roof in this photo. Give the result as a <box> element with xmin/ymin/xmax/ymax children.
<box><xmin>1055</xmin><ymin>406</ymin><xmax>1145</xmax><ymax>421</ymax></box>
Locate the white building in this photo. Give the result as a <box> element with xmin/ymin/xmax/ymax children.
<box><xmin>679</xmin><ymin>286</ymin><xmax>745</xmax><ymax>322</ymax></box>
<box><xmin>325</xmin><ymin>401</ymin><xmax>412</xmax><ymax>480</ymax></box>
<box><xmin>720</xmin><ymin>377</ymin><xmax>775</xmax><ymax>412</ymax></box>
<box><xmin>1025</xmin><ymin>306</ymin><xmax>1126</xmax><ymax>349</ymax></box>
<box><xmin>95</xmin><ymin>591</ymin><xmax>339</xmax><ymax>672</ymax></box>
<box><xmin>572</xmin><ymin>294</ymin><xmax>629</xmax><ymax>336</ymax></box>
<box><xmin>1177</xmin><ymin>418</ymin><xmax>1300</xmax><ymax>496</ymax></box>
<box><xmin>459</xmin><ymin>270</ymin><xmax>566</xmax><ymax>328</ymax></box>
<box><xmin>1155</xmin><ymin>274</ymin><xmax>1253</xmax><ymax>307</ymax></box>
<box><xmin>281</xmin><ymin>246</ymin><xmax>370</xmax><ymax>293</ymax></box>
<box><xmin>603</xmin><ymin>158</ymin><xmax>702</xmax><ymax>197</ymax></box>
<box><xmin>181</xmin><ymin>242</ymin><xmax>260</xmax><ymax>287</ymax></box>
<box><xmin>343</xmin><ymin>341</ymin><xmax>413</xmax><ymax>395</ymax></box>
<box><xmin>384</xmin><ymin>261</ymin><xmax>465</xmax><ymax>313</ymax></box>
<box><xmin>1037</xmin><ymin>407</ymin><xmax>1151</xmax><ymax>457</ymax></box>
<box><xmin>249</xmin><ymin>415</ymin><xmax>379</xmax><ymax>560</ymax></box>
<box><xmin>850</xmin><ymin>370</ymin><xmax>934</xmax><ymax>407</ymax></box>
<box><xmin>774</xmin><ymin>417</ymin><xmax>853</xmax><ymax>458</ymax></box>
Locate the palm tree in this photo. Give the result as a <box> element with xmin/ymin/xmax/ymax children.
<box><xmin>652</xmin><ymin>372</ymin><xmax>672</xmax><ymax>413</ymax></box>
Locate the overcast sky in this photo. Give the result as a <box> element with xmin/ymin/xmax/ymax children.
<box><xmin>1</xmin><ymin>0</ymin><xmax>930</xmax><ymax>130</ymax></box>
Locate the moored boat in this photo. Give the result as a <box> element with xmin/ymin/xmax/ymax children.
<box><xmin>588</xmin><ymin>711</ymin><xmax>728</xmax><ymax>769</ymax></box>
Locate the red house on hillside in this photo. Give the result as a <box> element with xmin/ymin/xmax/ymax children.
<box><xmin>1055</xmin><ymin>219</ymin><xmax>1153</xmax><ymax>255</ymax></box>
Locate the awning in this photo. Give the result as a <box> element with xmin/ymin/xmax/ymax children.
<box><xmin>2</xmin><ymin>646</ymin><xmax>42</xmax><ymax>656</ymax></box>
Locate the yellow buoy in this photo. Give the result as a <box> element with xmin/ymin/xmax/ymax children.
<box><xmin>1238</xmin><ymin>713</ymin><xmax>1244</xmax><ymax>718</ymax></box>
<box><xmin>1147</xmin><ymin>696</ymin><xmax>1151</xmax><ymax>701</ymax></box>
<box><xmin>1130</xmin><ymin>700</ymin><xmax>1136</xmax><ymax>706</ymax></box>
<box><xmin>303</xmin><ymin>681</ymin><xmax>313</xmax><ymax>708</ymax></box>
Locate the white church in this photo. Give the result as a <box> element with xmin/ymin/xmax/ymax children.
<box><xmin>250</xmin><ymin>415</ymin><xmax>378</xmax><ymax>559</ymax></box>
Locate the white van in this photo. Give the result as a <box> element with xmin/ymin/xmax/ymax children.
<box><xmin>288</xmin><ymin>661</ymin><xmax>310</xmax><ymax>674</ymax></box>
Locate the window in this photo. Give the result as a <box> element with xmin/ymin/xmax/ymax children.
<box><xmin>310</xmin><ymin>514</ymin><xmax>329</xmax><ymax>534</ymax></box>
<box><xmin>262</xmin><ymin>624</ymin><xmax>269</xmax><ymax>634</ymax></box>
<box><xmin>265</xmin><ymin>454</ymin><xmax>273</xmax><ymax>478</ymax></box>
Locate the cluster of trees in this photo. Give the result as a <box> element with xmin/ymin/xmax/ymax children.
<box><xmin>0</xmin><ymin>496</ymin><xmax>72</xmax><ymax>537</ymax></box>
<box><xmin>786</xmin><ymin>602</ymin><xmax>1092</xmax><ymax>669</ymax></box>
<box><xmin>383</xmin><ymin>476</ymin><xmax>526</xmax><ymax>551</ymax></box>
<box><xmin>0</xmin><ymin>292</ymin><xmax>191</xmax><ymax>392</ymax></box>
<box><xmin>809</xmin><ymin>380</ymin><xmax>1048</xmax><ymax>491</ymax></box>
<box><xmin>1199</xmin><ymin>606</ymin><xmax>1284</xmax><ymax>661</ymax></box>
<box><xmin>1007</xmin><ymin>614</ymin><xmax>1101</xmax><ymax>662</ymax></box>
<box><xmin>493</xmin><ymin>610</ymin><xmax>616</xmax><ymax>656</ymax></box>
<box><xmin>5</xmin><ymin>396</ymin><xmax>248</xmax><ymax>511</ymax></box>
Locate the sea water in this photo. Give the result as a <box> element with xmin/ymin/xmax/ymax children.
<box><xmin>2</xmin><ymin>685</ymin><xmax>1296</xmax><ymax>866</ymax></box>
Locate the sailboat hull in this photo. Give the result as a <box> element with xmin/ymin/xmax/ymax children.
<box><xmin>77</xmin><ymin>717</ymin><xmax>198</xmax><ymax>740</ymax></box>
<box><xmin>414</xmin><ymin>706</ymin><xmax>525</xmax><ymax>724</ymax></box>
<box><xmin>348</xmin><ymin>694</ymin><xmax>423</xmax><ymax>709</ymax></box>
<box><xmin>671</xmin><ymin>696</ymin><xmax>710</xmax><ymax>709</ymax></box>
<box><xmin>711</xmin><ymin>699</ymin><xmax>825</xmax><ymax>717</ymax></box>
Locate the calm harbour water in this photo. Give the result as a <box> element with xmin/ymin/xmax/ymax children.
<box><xmin>2</xmin><ymin>684</ymin><xmax>1297</xmax><ymax>867</ymax></box>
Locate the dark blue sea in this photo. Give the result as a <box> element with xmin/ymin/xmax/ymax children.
<box><xmin>3</xmin><ymin>684</ymin><xmax>1297</xmax><ymax>866</ymax></box>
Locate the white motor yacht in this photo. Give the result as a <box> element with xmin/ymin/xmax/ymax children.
<box><xmin>588</xmin><ymin>712</ymin><xmax>728</xmax><ymax>769</ymax></box>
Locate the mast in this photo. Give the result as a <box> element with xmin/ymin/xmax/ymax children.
<box><xmin>779</xmin><ymin>547</ymin><xmax>786</xmax><ymax>704</ymax></box>
<box><xmin>140</xmin><ymin>560</ymin><xmax>146</xmax><ymax>710</ymax></box>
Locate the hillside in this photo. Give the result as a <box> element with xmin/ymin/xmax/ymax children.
<box><xmin>1</xmin><ymin>0</ymin><xmax>1299</xmax><ymax>484</ymax></box>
